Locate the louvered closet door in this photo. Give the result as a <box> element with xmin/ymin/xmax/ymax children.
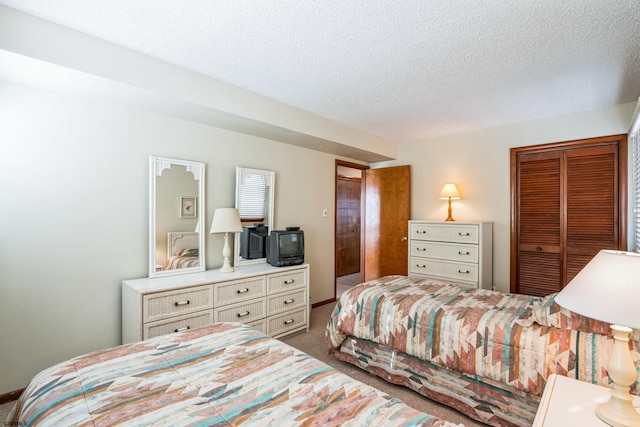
<box><xmin>516</xmin><ymin>151</ymin><xmax>563</xmax><ymax>296</ymax></box>
<box><xmin>565</xmin><ymin>145</ymin><xmax>619</xmax><ymax>284</ymax></box>
<box><xmin>511</xmin><ymin>135</ymin><xmax>627</xmax><ymax>296</ymax></box>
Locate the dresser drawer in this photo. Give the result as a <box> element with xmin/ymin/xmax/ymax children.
<box><xmin>267</xmin><ymin>289</ymin><xmax>307</xmax><ymax>316</ymax></box>
<box><xmin>267</xmin><ymin>269</ymin><xmax>307</xmax><ymax>294</ymax></box>
<box><xmin>214</xmin><ymin>298</ymin><xmax>266</xmax><ymax>323</ymax></box>
<box><xmin>267</xmin><ymin>307</ymin><xmax>307</xmax><ymax>337</ymax></box>
<box><xmin>143</xmin><ymin>310</ymin><xmax>213</xmax><ymax>340</ymax></box>
<box><xmin>410</xmin><ymin>241</ymin><xmax>479</xmax><ymax>263</ymax></box>
<box><xmin>247</xmin><ymin>319</ymin><xmax>267</xmax><ymax>335</ymax></box>
<box><xmin>214</xmin><ymin>276</ymin><xmax>266</xmax><ymax>307</ymax></box>
<box><xmin>410</xmin><ymin>223</ymin><xmax>479</xmax><ymax>244</ymax></box>
<box><xmin>143</xmin><ymin>285</ymin><xmax>213</xmax><ymax>323</ymax></box>
<box><xmin>410</xmin><ymin>257</ymin><xmax>478</xmax><ymax>284</ymax></box>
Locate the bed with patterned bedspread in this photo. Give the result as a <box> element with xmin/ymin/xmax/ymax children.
<box><xmin>326</xmin><ymin>275</ymin><xmax>640</xmax><ymax>427</ymax></box>
<box><xmin>8</xmin><ymin>322</ymin><xmax>462</xmax><ymax>427</ymax></box>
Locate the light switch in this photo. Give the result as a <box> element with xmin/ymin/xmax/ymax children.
<box><xmin>322</xmin><ymin>208</ymin><xmax>328</xmax><ymax>218</ymax></box>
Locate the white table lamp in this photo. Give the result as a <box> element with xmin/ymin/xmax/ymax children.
<box><xmin>555</xmin><ymin>250</ymin><xmax>640</xmax><ymax>427</ymax></box>
<box><xmin>210</xmin><ymin>208</ymin><xmax>243</xmax><ymax>273</ymax></box>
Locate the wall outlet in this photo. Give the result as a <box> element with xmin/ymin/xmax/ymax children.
<box><xmin>322</xmin><ymin>208</ymin><xmax>328</xmax><ymax>218</ymax></box>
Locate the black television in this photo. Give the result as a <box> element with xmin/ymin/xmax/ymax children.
<box><xmin>239</xmin><ymin>224</ymin><xmax>268</xmax><ymax>259</ymax></box>
<box><xmin>266</xmin><ymin>229</ymin><xmax>304</xmax><ymax>267</ymax></box>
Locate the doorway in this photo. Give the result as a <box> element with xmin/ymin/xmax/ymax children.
<box><xmin>335</xmin><ymin>161</ymin><xmax>367</xmax><ymax>298</ymax></box>
<box><xmin>334</xmin><ymin>162</ymin><xmax>411</xmax><ymax>299</ymax></box>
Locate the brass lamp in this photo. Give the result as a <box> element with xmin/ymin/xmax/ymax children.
<box><xmin>438</xmin><ymin>183</ymin><xmax>461</xmax><ymax>222</ymax></box>
<box><xmin>555</xmin><ymin>250</ymin><xmax>640</xmax><ymax>427</ymax></box>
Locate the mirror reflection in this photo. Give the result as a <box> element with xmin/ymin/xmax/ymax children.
<box><xmin>149</xmin><ymin>156</ymin><xmax>205</xmax><ymax>278</ymax></box>
<box><xmin>234</xmin><ymin>167</ymin><xmax>275</xmax><ymax>268</ymax></box>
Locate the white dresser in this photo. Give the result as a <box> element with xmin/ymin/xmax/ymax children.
<box><xmin>122</xmin><ymin>263</ymin><xmax>309</xmax><ymax>344</ymax></box>
<box><xmin>408</xmin><ymin>220</ymin><xmax>492</xmax><ymax>289</ymax></box>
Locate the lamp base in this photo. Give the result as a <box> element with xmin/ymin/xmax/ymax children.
<box><xmin>596</xmin><ymin>325</ymin><xmax>640</xmax><ymax>427</ymax></box>
<box><xmin>444</xmin><ymin>198</ymin><xmax>455</xmax><ymax>222</ymax></box>
<box><xmin>597</xmin><ymin>400</ymin><xmax>640</xmax><ymax>427</ymax></box>
<box><xmin>219</xmin><ymin>232</ymin><xmax>235</xmax><ymax>273</ymax></box>
<box><xmin>219</xmin><ymin>262</ymin><xmax>235</xmax><ymax>273</ymax></box>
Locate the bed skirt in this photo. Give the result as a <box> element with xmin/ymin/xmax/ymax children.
<box><xmin>333</xmin><ymin>335</ymin><xmax>540</xmax><ymax>427</ymax></box>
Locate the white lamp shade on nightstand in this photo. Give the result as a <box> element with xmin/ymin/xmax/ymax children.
<box><xmin>210</xmin><ymin>208</ymin><xmax>243</xmax><ymax>273</ymax></box>
<box><xmin>555</xmin><ymin>250</ymin><xmax>640</xmax><ymax>427</ymax></box>
<box><xmin>554</xmin><ymin>250</ymin><xmax>640</xmax><ymax>329</ymax></box>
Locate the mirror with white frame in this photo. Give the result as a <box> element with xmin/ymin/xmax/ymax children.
<box><xmin>149</xmin><ymin>156</ymin><xmax>205</xmax><ymax>278</ymax></box>
<box><xmin>233</xmin><ymin>167</ymin><xmax>275</xmax><ymax>268</ymax></box>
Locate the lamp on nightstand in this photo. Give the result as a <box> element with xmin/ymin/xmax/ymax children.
<box><xmin>210</xmin><ymin>208</ymin><xmax>243</xmax><ymax>273</ymax></box>
<box><xmin>555</xmin><ymin>250</ymin><xmax>640</xmax><ymax>427</ymax></box>
<box><xmin>438</xmin><ymin>183</ymin><xmax>461</xmax><ymax>222</ymax></box>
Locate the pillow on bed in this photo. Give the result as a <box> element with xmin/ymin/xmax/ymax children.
<box><xmin>531</xmin><ymin>293</ymin><xmax>611</xmax><ymax>335</ymax></box>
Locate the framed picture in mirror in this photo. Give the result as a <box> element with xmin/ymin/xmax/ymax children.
<box><xmin>180</xmin><ymin>197</ymin><xmax>197</xmax><ymax>218</ymax></box>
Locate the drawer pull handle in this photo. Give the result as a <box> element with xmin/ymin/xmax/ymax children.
<box><xmin>458</xmin><ymin>232</ymin><xmax>470</xmax><ymax>236</ymax></box>
<box><xmin>174</xmin><ymin>300</ymin><xmax>190</xmax><ymax>307</ymax></box>
<box><xmin>284</xmin><ymin>319</ymin><xmax>295</xmax><ymax>325</ymax></box>
<box><xmin>417</xmin><ymin>247</ymin><xmax>426</xmax><ymax>251</ymax></box>
<box><xmin>284</xmin><ymin>299</ymin><xmax>295</xmax><ymax>304</ymax></box>
<box><xmin>284</xmin><ymin>279</ymin><xmax>295</xmax><ymax>284</ymax></box>
<box><xmin>174</xmin><ymin>326</ymin><xmax>190</xmax><ymax>333</ymax></box>
<box><xmin>416</xmin><ymin>230</ymin><xmax>426</xmax><ymax>234</ymax></box>
<box><xmin>458</xmin><ymin>270</ymin><xmax>470</xmax><ymax>274</ymax></box>
<box><xmin>237</xmin><ymin>311</ymin><xmax>250</xmax><ymax>317</ymax></box>
<box><xmin>416</xmin><ymin>264</ymin><xmax>426</xmax><ymax>268</ymax></box>
<box><xmin>458</xmin><ymin>251</ymin><xmax>470</xmax><ymax>255</ymax></box>
<box><xmin>237</xmin><ymin>288</ymin><xmax>249</xmax><ymax>294</ymax></box>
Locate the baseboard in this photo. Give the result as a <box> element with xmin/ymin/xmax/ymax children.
<box><xmin>312</xmin><ymin>298</ymin><xmax>336</xmax><ymax>308</ymax></box>
<box><xmin>0</xmin><ymin>388</ymin><xmax>23</xmax><ymax>404</ymax></box>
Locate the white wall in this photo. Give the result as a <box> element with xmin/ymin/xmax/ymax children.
<box><xmin>0</xmin><ymin>79</ymin><xmax>338</xmax><ymax>394</ymax></box>
<box><xmin>379</xmin><ymin>102</ymin><xmax>636</xmax><ymax>293</ymax></box>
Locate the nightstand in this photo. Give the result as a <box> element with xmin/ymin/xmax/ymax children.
<box><xmin>533</xmin><ymin>374</ymin><xmax>640</xmax><ymax>426</ymax></box>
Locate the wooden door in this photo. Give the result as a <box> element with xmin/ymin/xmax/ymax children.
<box><xmin>565</xmin><ymin>144</ymin><xmax>619</xmax><ymax>283</ymax></box>
<box><xmin>511</xmin><ymin>135</ymin><xmax>627</xmax><ymax>296</ymax></box>
<box><xmin>515</xmin><ymin>151</ymin><xmax>563</xmax><ymax>296</ymax></box>
<box><xmin>336</xmin><ymin>177</ymin><xmax>361</xmax><ymax>276</ymax></box>
<box><xmin>363</xmin><ymin>165</ymin><xmax>411</xmax><ymax>281</ymax></box>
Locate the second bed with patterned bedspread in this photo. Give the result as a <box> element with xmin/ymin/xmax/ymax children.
<box><xmin>326</xmin><ymin>275</ymin><xmax>640</xmax><ymax>427</ymax></box>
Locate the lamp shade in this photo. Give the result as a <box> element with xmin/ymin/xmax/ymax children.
<box><xmin>438</xmin><ymin>183</ymin><xmax>461</xmax><ymax>200</ymax></box>
<box><xmin>554</xmin><ymin>250</ymin><xmax>640</xmax><ymax>329</ymax></box>
<box><xmin>209</xmin><ymin>208</ymin><xmax>243</xmax><ymax>234</ymax></box>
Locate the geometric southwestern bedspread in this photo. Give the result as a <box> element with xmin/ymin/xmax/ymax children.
<box><xmin>325</xmin><ymin>275</ymin><xmax>640</xmax><ymax>427</ymax></box>
<box><xmin>8</xmin><ymin>322</ymin><xmax>462</xmax><ymax>427</ymax></box>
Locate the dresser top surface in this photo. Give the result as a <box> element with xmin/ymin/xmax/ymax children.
<box><xmin>123</xmin><ymin>263</ymin><xmax>309</xmax><ymax>293</ymax></box>
<box><xmin>409</xmin><ymin>220</ymin><xmax>492</xmax><ymax>225</ymax></box>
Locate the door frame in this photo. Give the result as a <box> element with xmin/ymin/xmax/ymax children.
<box><xmin>335</xmin><ymin>160</ymin><xmax>368</xmax><ymax>300</ymax></box>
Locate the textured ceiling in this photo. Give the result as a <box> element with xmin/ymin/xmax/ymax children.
<box><xmin>1</xmin><ymin>1</ymin><xmax>639</xmax><ymax>142</ymax></box>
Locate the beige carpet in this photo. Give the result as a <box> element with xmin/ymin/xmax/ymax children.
<box><xmin>1</xmin><ymin>303</ymin><xmax>485</xmax><ymax>426</ymax></box>
<box><xmin>281</xmin><ymin>302</ymin><xmax>485</xmax><ymax>427</ymax></box>
<box><xmin>0</xmin><ymin>400</ymin><xmax>13</xmax><ymax>422</ymax></box>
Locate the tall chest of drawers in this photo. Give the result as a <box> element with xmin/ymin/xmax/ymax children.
<box><xmin>122</xmin><ymin>263</ymin><xmax>309</xmax><ymax>344</ymax></box>
<box><xmin>408</xmin><ymin>220</ymin><xmax>492</xmax><ymax>289</ymax></box>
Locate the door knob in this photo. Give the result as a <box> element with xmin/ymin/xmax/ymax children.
<box><xmin>401</xmin><ymin>236</ymin><xmax>408</xmax><ymax>241</ymax></box>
